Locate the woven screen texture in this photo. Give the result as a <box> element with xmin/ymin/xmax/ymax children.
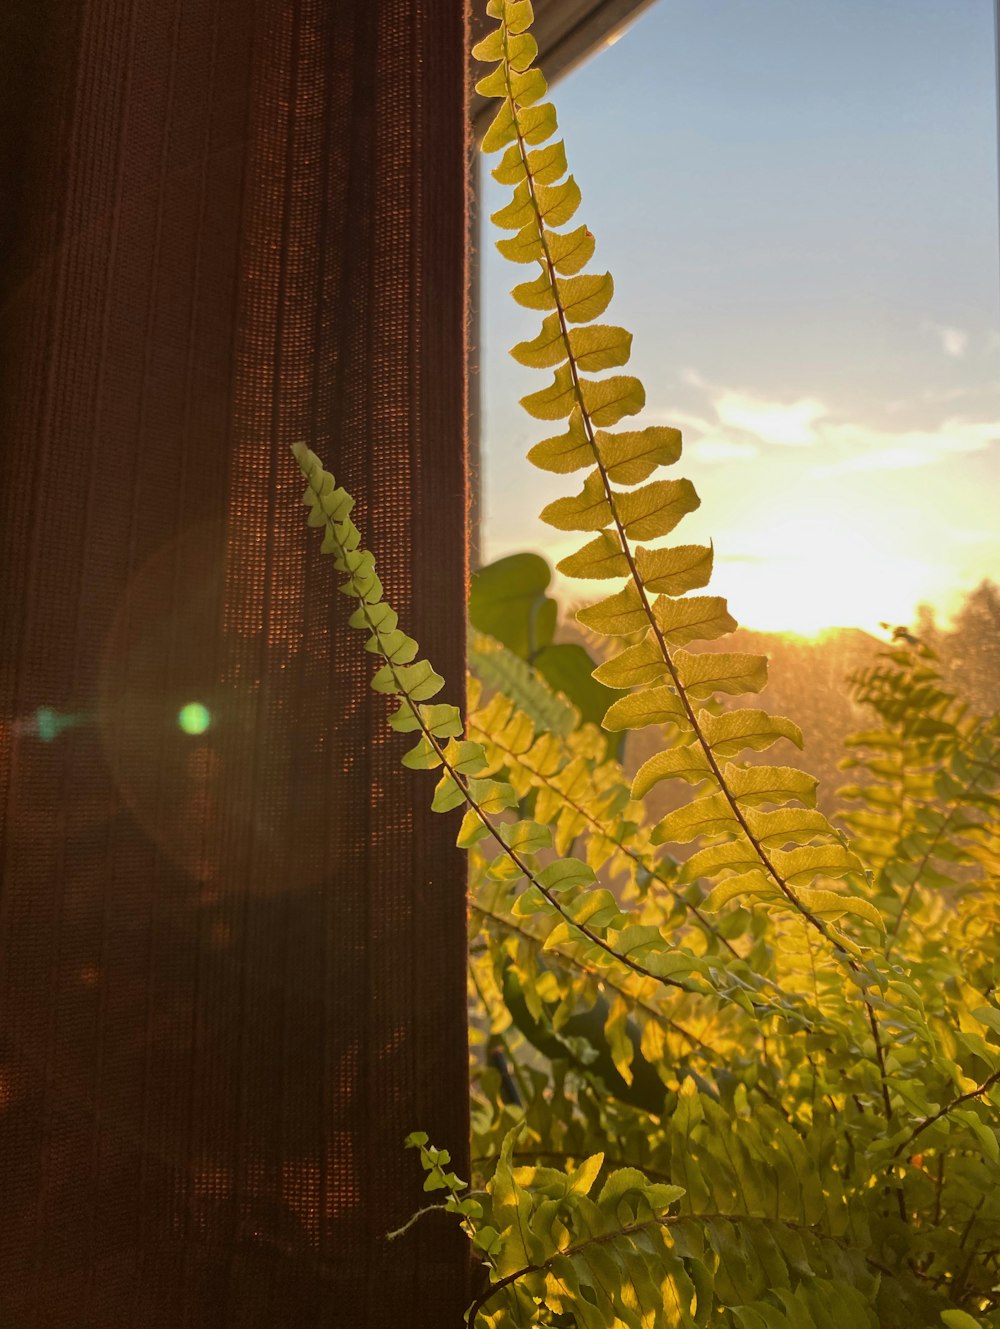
<box><xmin>0</xmin><ymin>0</ymin><xmax>471</xmax><ymax>1324</ymax></box>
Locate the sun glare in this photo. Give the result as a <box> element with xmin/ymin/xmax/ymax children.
<box><xmin>716</xmin><ymin>516</ymin><xmax>931</xmax><ymax>638</ymax></box>
<box><xmin>541</xmin><ymin>511</ymin><xmax>934</xmax><ymax>643</ymax></box>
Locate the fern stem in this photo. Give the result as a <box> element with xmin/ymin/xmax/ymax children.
<box><xmin>891</xmin><ymin>1067</ymin><xmax>1000</xmax><ymax>1159</ymax></box>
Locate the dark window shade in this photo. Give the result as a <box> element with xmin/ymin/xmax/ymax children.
<box><xmin>0</xmin><ymin>1</ymin><xmax>471</xmax><ymax>1324</ymax></box>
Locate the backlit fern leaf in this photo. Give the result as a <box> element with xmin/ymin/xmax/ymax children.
<box><xmin>476</xmin><ymin>0</ymin><xmax>882</xmax><ymax>963</ymax></box>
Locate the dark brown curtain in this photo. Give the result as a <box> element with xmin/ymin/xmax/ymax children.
<box><xmin>0</xmin><ymin>0</ymin><xmax>471</xmax><ymax>1324</ymax></box>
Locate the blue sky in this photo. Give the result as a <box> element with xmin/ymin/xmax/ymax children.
<box><xmin>478</xmin><ymin>0</ymin><xmax>1000</xmax><ymax>634</ymax></box>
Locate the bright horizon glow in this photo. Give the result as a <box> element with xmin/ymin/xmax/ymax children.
<box><xmin>479</xmin><ymin>0</ymin><xmax>1000</xmax><ymax>638</ymax></box>
<box><xmin>712</xmin><ymin>516</ymin><xmax>935</xmax><ymax>638</ymax></box>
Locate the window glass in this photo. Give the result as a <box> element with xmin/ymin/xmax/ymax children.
<box><xmin>480</xmin><ymin>0</ymin><xmax>999</xmax><ymax>640</ymax></box>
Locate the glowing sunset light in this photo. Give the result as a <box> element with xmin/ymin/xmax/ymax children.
<box><xmin>712</xmin><ymin>516</ymin><xmax>933</xmax><ymax>639</ymax></box>
<box><xmin>480</xmin><ymin>1</ymin><xmax>998</xmax><ymax>640</ymax></box>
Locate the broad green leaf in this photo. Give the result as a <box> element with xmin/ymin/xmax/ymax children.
<box><xmin>556</xmin><ymin>530</ymin><xmax>629</xmax><ymax>579</ymax></box>
<box><xmin>575</xmin><ymin>581</ymin><xmax>646</xmax><ymax>635</ymax></box>
<box><xmin>388</xmin><ymin>700</ymin><xmax>462</xmax><ymax>735</ymax></box>
<box><xmin>507</xmin><ymin>66</ymin><xmax>546</xmax><ymax>105</ymax></box>
<box><xmin>469</xmin><ymin>552</ymin><xmax>556</xmax><ymax>658</ymax></box>
<box><xmin>579</xmin><ymin>374</ymin><xmax>645</xmax><ymax>427</ymax></box>
<box><xmin>547</xmin><ymin>223</ymin><xmax>595</xmax><ymax>274</ymax></box>
<box><xmin>605</xmin><ymin>685</ymin><xmax>686</xmax><ymax>732</ymax></box>
<box><xmin>616</xmin><ymin>478</ymin><xmax>700</xmax><ymax>540</ymax></box>
<box><xmin>366</xmin><ymin>627</ymin><xmax>419</xmax><ymax>664</ymax></box>
<box><xmin>941</xmin><ymin>1313</ymin><xmax>983</xmax><ymax>1329</ymax></box>
<box><xmin>527</xmin><ymin>407</ymin><xmax>590</xmax><ymax>473</ymax></box>
<box><xmin>633</xmin><ymin>743</ymin><xmax>712</xmax><ymax>798</ymax></box>
<box><xmin>531</xmin><ymin>643</ymin><xmax>621</xmax><ymax>749</ymax></box>
<box><xmin>490</xmin><ymin>141</ymin><xmax>526</xmax><ymax>185</ymax></box>
<box><xmin>500</xmin><ymin>0</ymin><xmax>534</xmax><ymax>36</ymax></box>
<box><xmin>420</xmin><ymin>703</ymin><xmax>465</xmax><ymax>738</ymax></box>
<box><xmin>507</xmin><ymin>27</ymin><xmax>539</xmax><ymax>68</ymax></box>
<box><xmin>349</xmin><ymin>600</ymin><xmax>397</xmax><ymax>632</ymax></box>
<box><xmin>699</xmin><ymin>708</ymin><xmax>804</xmax><ymax>759</ymax></box>
<box><xmin>539</xmin><ymin>469</ymin><xmax>611</xmax><ymax>531</ymax></box>
<box><xmin>473</xmin><ymin>29</ymin><xmax>504</xmax><ymax>63</ymax></box>
<box><xmin>703</xmin><ymin>870</ymin><xmax>781</xmax><ymax>910</ymax></box>
<box><xmin>652</xmin><ymin>595</ymin><xmax>737</xmax><ymax>646</ymax></box>
<box><xmin>431</xmin><ymin>771</ymin><xmax>465</xmax><ymax>813</ymax></box>
<box><xmin>723</xmin><ymin>762</ymin><xmax>818</xmax><ymax>808</ymax></box>
<box><xmin>474</xmin><ymin>64</ymin><xmax>510</xmax><ymax>100</ymax></box>
<box><xmin>569</xmin><ymin>887</ymin><xmax>625</xmax><ymax>928</ymax></box>
<box><xmin>597</xmin><ymin>426</ymin><xmax>682</xmax><ymax>485</ymax></box>
<box><xmin>592</xmin><ymin>635</ymin><xmax>669</xmax><ymax>688</ymax></box>
<box><xmin>674</xmin><ymin>650</ymin><xmax>768</xmax><ymax>699</ymax></box>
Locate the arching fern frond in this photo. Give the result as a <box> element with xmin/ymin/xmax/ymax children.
<box><xmin>475</xmin><ymin>1</ymin><xmax>884</xmax><ymax>973</ymax></box>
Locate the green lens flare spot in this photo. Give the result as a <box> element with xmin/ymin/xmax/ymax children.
<box><xmin>35</xmin><ymin>707</ymin><xmax>64</xmax><ymax>742</ymax></box>
<box><xmin>177</xmin><ymin>702</ymin><xmax>211</xmax><ymax>735</ymax></box>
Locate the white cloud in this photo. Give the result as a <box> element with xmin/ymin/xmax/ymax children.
<box><xmin>714</xmin><ymin>391</ymin><xmax>826</xmax><ymax>447</ymax></box>
<box><xmin>689</xmin><ymin>438</ymin><xmax>760</xmax><ymax>463</ymax></box>
<box><xmin>814</xmin><ymin>419</ymin><xmax>999</xmax><ymax>474</ymax></box>
<box><xmin>680</xmin><ymin>371</ymin><xmax>824</xmax><ymax>446</ymax></box>
<box><xmin>923</xmin><ymin>321</ymin><xmax>968</xmax><ymax>358</ymax></box>
<box><xmin>675</xmin><ymin>369</ymin><xmax>999</xmax><ymax>475</ymax></box>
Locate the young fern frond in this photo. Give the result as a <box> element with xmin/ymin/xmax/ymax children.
<box><xmin>838</xmin><ymin>629</ymin><xmax>1000</xmax><ymax>960</ymax></box>
<box><xmin>474</xmin><ymin>0</ymin><xmax>883</xmax><ymax>964</ymax></box>
<box><xmin>291</xmin><ymin>441</ymin><xmax>712</xmax><ymax>997</ymax></box>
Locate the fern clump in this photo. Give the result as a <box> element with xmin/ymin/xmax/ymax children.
<box><xmin>290</xmin><ymin>2</ymin><xmax>1000</xmax><ymax>1322</ymax></box>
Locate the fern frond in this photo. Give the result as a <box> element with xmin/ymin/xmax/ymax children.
<box><xmin>476</xmin><ymin>1</ymin><xmax>884</xmax><ymax>975</ymax></box>
<box><xmin>291</xmin><ymin>442</ymin><xmax>726</xmax><ymax>999</ymax></box>
<box><xmin>838</xmin><ymin>629</ymin><xmax>1000</xmax><ymax>961</ymax></box>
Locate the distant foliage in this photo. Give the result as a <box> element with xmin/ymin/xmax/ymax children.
<box><xmin>291</xmin><ymin>2</ymin><xmax>1000</xmax><ymax>1323</ymax></box>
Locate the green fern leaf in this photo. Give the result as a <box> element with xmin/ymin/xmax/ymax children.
<box><xmin>556</xmin><ymin>531</ymin><xmax>629</xmax><ymax>579</ymax></box>
<box><xmin>615</xmin><ymin>478</ymin><xmax>700</xmax><ymax>540</ymax></box>
<box><xmin>539</xmin><ymin>469</ymin><xmax>612</xmax><ymax>531</ymax></box>
<box><xmin>575</xmin><ymin>583</ymin><xmax>646</xmax><ymax>635</ymax></box>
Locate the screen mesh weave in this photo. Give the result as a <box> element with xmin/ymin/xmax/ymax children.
<box><xmin>0</xmin><ymin>0</ymin><xmax>471</xmax><ymax>1323</ymax></box>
